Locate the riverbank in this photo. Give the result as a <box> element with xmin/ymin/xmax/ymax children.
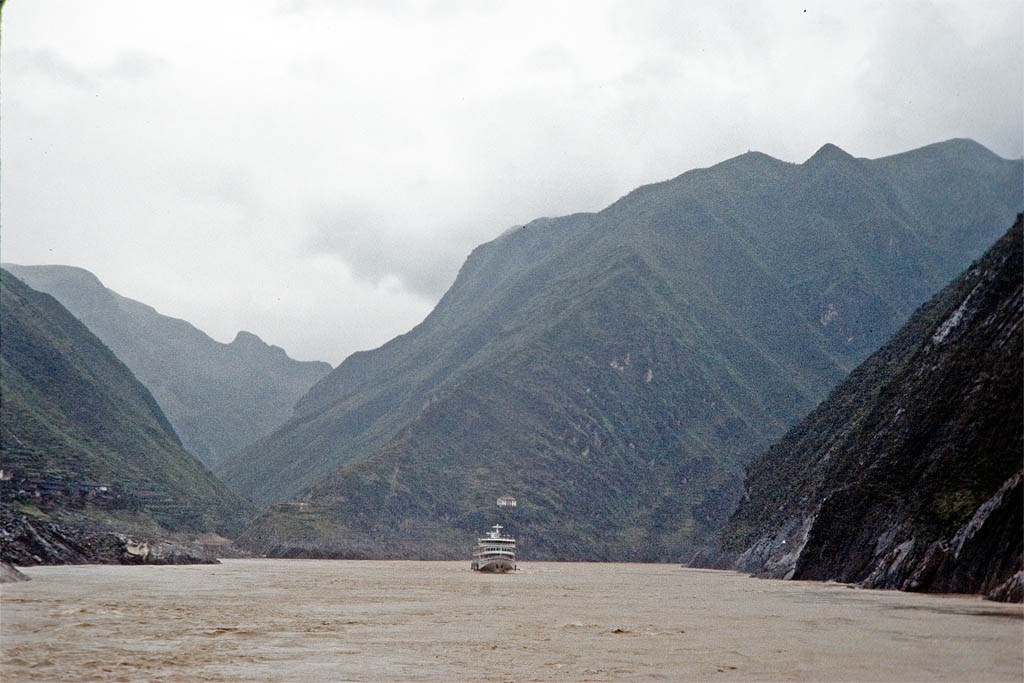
<box><xmin>0</xmin><ymin>503</ymin><xmax>219</xmax><ymax>568</ymax></box>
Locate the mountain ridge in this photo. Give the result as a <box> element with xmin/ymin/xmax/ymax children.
<box><xmin>0</xmin><ymin>270</ymin><xmax>253</xmax><ymax>536</ymax></box>
<box><xmin>227</xmin><ymin>138</ymin><xmax>1021</xmax><ymax>560</ymax></box>
<box><xmin>1</xmin><ymin>264</ymin><xmax>332</xmax><ymax>467</ymax></box>
<box><xmin>708</xmin><ymin>215</ymin><xmax>1022</xmax><ymax>600</ymax></box>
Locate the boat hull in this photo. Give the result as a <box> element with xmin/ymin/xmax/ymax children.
<box><xmin>472</xmin><ymin>556</ymin><xmax>516</xmax><ymax>573</ymax></box>
<box><xmin>472</xmin><ymin>524</ymin><xmax>516</xmax><ymax>572</ymax></box>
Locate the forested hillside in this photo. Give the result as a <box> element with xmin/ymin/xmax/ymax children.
<box><xmin>229</xmin><ymin>139</ymin><xmax>1021</xmax><ymax>560</ymax></box>
<box><xmin>3</xmin><ymin>264</ymin><xmax>331</xmax><ymax>467</ymax></box>
<box><xmin>1</xmin><ymin>270</ymin><xmax>253</xmax><ymax>536</ymax></box>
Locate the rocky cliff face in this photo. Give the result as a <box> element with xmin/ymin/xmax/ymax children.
<box><xmin>713</xmin><ymin>216</ymin><xmax>1022</xmax><ymax>601</ymax></box>
<box><xmin>0</xmin><ymin>504</ymin><xmax>218</xmax><ymax>566</ymax></box>
<box><xmin>1</xmin><ymin>561</ymin><xmax>29</xmax><ymax>583</ymax></box>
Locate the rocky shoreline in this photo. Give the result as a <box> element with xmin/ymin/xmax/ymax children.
<box><xmin>1</xmin><ymin>561</ymin><xmax>29</xmax><ymax>582</ymax></box>
<box><xmin>0</xmin><ymin>504</ymin><xmax>219</xmax><ymax>576</ymax></box>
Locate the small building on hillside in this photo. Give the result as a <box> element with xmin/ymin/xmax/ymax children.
<box><xmin>497</xmin><ymin>495</ymin><xmax>517</xmax><ymax>508</ymax></box>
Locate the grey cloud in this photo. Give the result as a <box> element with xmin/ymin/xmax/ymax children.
<box><xmin>519</xmin><ymin>44</ymin><xmax>575</xmax><ymax>74</ymax></box>
<box><xmin>305</xmin><ymin>204</ymin><xmax>467</xmax><ymax>298</ymax></box>
<box><xmin>286</xmin><ymin>54</ymin><xmax>339</xmax><ymax>81</ymax></box>
<box><xmin>5</xmin><ymin>0</ymin><xmax>1020</xmax><ymax>368</ymax></box>
<box><xmin>275</xmin><ymin>0</ymin><xmax>472</xmax><ymax>19</ymax></box>
<box><xmin>100</xmin><ymin>52</ymin><xmax>166</xmax><ymax>82</ymax></box>
<box><xmin>173</xmin><ymin>167</ymin><xmax>265</xmax><ymax>217</ymax></box>
<box><xmin>858</xmin><ymin>3</ymin><xmax>1023</xmax><ymax>158</ymax></box>
<box><xmin>7</xmin><ymin>48</ymin><xmax>165</xmax><ymax>92</ymax></box>
<box><xmin>274</xmin><ymin>0</ymin><xmax>313</xmax><ymax>13</ymax></box>
<box><xmin>619</xmin><ymin>58</ymin><xmax>683</xmax><ymax>90</ymax></box>
<box><xmin>7</xmin><ymin>48</ymin><xmax>94</xmax><ymax>89</ymax></box>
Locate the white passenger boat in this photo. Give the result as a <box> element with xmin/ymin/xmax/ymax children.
<box><xmin>471</xmin><ymin>524</ymin><xmax>516</xmax><ymax>573</ymax></box>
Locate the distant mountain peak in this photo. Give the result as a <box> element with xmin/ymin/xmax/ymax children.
<box><xmin>937</xmin><ymin>137</ymin><xmax>996</xmax><ymax>154</ymax></box>
<box><xmin>231</xmin><ymin>330</ymin><xmax>266</xmax><ymax>347</ymax></box>
<box><xmin>804</xmin><ymin>142</ymin><xmax>856</xmax><ymax>165</ymax></box>
<box><xmin>5</xmin><ymin>264</ymin><xmax>332</xmax><ymax>468</ymax></box>
<box><xmin>716</xmin><ymin>149</ymin><xmax>792</xmax><ymax>173</ymax></box>
<box><xmin>733</xmin><ymin>150</ymin><xmax>782</xmax><ymax>164</ymax></box>
<box><xmin>898</xmin><ymin>137</ymin><xmax>1010</xmax><ymax>163</ymax></box>
<box><xmin>2</xmin><ymin>262</ymin><xmax>107</xmax><ymax>292</ymax></box>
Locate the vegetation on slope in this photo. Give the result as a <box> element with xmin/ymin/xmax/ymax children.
<box><xmin>716</xmin><ymin>216</ymin><xmax>1022</xmax><ymax>599</ymax></box>
<box><xmin>232</xmin><ymin>139</ymin><xmax>1021</xmax><ymax>560</ymax></box>
<box><xmin>3</xmin><ymin>264</ymin><xmax>331</xmax><ymax>468</ymax></box>
<box><xmin>0</xmin><ymin>270</ymin><xmax>253</xmax><ymax>536</ymax></box>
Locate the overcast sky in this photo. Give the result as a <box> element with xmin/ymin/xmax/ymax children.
<box><xmin>2</xmin><ymin>1</ymin><xmax>1021</xmax><ymax>364</ymax></box>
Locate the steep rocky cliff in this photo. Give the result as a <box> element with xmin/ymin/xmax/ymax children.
<box><xmin>0</xmin><ymin>504</ymin><xmax>218</xmax><ymax>566</ymax></box>
<box><xmin>714</xmin><ymin>216</ymin><xmax>1022</xmax><ymax>601</ymax></box>
<box><xmin>1</xmin><ymin>561</ymin><xmax>29</xmax><ymax>582</ymax></box>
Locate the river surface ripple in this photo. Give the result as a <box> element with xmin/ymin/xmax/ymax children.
<box><xmin>2</xmin><ymin>559</ymin><xmax>1021</xmax><ymax>681</ymax></box>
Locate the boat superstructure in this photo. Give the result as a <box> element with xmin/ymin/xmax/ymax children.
<box><xmin>471</xmin><ymin>524</ymin><xmax>516</xmax><ymax>572</ymax></box>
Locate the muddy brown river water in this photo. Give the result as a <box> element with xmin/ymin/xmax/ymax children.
<box><xmin>1</xmin><ymin>559</ymin><xmax>1021</xmax><ymax>681</ymax></box>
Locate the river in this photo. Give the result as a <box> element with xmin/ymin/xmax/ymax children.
<box><xmin>2</xmin><ymin>559</ymin><xmax>1021</xmax><ymax>681</ymax></box>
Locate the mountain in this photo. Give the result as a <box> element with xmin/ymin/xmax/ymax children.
<box><xmin>228</xmin><ymin>138</ymin><xmax>1022</xmax><ymax>561</ymax></box>
<box><xmin>0</xmin><ymin>270</ymin><xmax>253</xmax><ymax>535</ymax></box>
<box><xmin>1</xmin><ymin>264</ymin><xmax>331</xmax><ymax>467</ymax></box>
<box><xmin>712</xmin><ymin>215</ymin><xmax>1022</xmax><ymax>601</ymax></box>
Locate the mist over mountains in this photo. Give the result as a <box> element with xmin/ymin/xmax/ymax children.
<box><xmin>1</xmin><ymin>264</ymin><xmax>331</xmax><ymax>468</ymax></box>
<box><xmin>226</xmin><ymin>138</ymin><xmax>1022</xmax><ymax>561</ymax></box>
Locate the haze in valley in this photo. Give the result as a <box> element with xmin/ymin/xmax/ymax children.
<box><xmin>2</xmin><ymin>0</ymin><xmax>1021</xmax><ymax>364</ymax></box>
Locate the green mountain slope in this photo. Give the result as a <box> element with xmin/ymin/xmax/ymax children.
<box><xmin>230</xmin><ymin>139</ymin><xmax>1022</xmax><ymax>560</ymax></box>
<box><xmin>1</xmin><ymin>264</ymin><xmax>331</xmax><ymax>467</ymax></box>
<box><xmin>0</xmin><ymin>270</ymin><xmax>253</xmax><ymax>535</ymax></box>
<box><xmin>713</xmin><ymin>215</ymin><xmax>1022</xmax><ymax>600</ymax></box>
